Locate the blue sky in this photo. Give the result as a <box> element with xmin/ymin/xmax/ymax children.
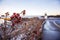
<box><xmin>0</xmin><ymin>0</ymin><xmax>60</xmax><ymax>16</ymax></box>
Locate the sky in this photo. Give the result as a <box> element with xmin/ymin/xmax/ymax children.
<box><xmin>0</xmin><ymin>0</ymin><xmax>60</xmax><ymax>16</ymax></box>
